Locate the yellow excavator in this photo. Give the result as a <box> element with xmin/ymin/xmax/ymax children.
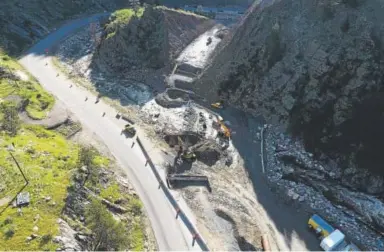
<box><xmin>218</xmin><ymin>119</ymin><xmax>231</xmax><ymax>139</ymax></box>
<box><xmin>177</xmin><ymin>136</ymin><xmax>197</xmax><ymax>162</ymax></box>
<box><xmin>211</xmin><ymin>101</ymin><xmax>224</xmax><ymax>109</ymax></box>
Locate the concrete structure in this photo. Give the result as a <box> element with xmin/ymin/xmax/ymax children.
<box><xmin>183</xmin><ymin>5</ymin><xmax>246</xmax><ymax>23</ymax></box>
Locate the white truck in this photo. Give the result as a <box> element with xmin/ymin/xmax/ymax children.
<box><xmin>320</xmin><ymin>229</ymin><xmax>360</xmax><ymax>251</ymax></box>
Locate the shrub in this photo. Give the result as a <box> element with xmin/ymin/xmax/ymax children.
<box><xmin>4</xmin><ymin>226</ymin><xmax>15</xmax><ymax>238</ymax></box>
<box><xmin>0</xmin><ymin>102</ymin><xmax>20</xmax><ymax>136</ymax></box>
<box><xmin>85</xmin><ymin>198</ymin><xmax>129</xmax><ymax>251</ymax></box>
<box><xmin>4</xmin><ymin>216</ymin><xmax>13</xmax><ymax>225</ymax></box>
<box><xmin>41</xmin><ymin>234</ymin><xmax>53</xmax><ymax>244</ymax></box>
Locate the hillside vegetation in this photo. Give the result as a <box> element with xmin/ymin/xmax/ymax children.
<box><xmin>0</xmin><ymin>53</ymin><xmax>148</xmax><ymax>250</ymax></box>
<box><xmin>0</xmin><ymin>50</ymin><xmax>54</xmax><ymax>120</ymax></box>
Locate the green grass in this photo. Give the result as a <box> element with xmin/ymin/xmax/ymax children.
<box><xmin>0</xmin><ymin>125</ymin><xmax>78</xmax><ymax>250</ymax></box>
<box><xmin>100</xmin><ymin>183</ymin><xmax>121</xmax><ymax>202</ymax></box>
<box><xmin>130</xmin><ymin>221</ymin><xmax>145</xmax><ymax>251</ymax></box>
<box><xmin>106</xmin><ymin>8</ymin><xmax>145</xmax><ymax>39</ymax></box>
<box><xmin>156</xmin><ymin>6</ymin><xmax>209</xmax><ymax>19</ymax></box>
<box><xmin>0</xmin><ymin>50</ymin><xmax>55</xmax><ymax>119</ymax></box>
<box><xmin>0</xmin><ymin>79</ymin><xmax>16</xmax><ymax>98</ymax></box>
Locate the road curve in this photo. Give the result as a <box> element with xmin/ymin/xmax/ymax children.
<box><xmin>19</xmin><ymin>14</ymin><xmax>202</xmax><ymax>251</ymax></box>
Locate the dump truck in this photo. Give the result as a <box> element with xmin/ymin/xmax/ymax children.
<box><xmin>308</xmin><ymin>214</ymin><xmax>360</xmax><ymax>251</ymax></box>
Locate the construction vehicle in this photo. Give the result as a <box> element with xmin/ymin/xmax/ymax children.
<box><xmin>308</xmin><ymin>214</ymin><xmax>335</xmax><ymax>238</ymax></box>
<box><xmin>308</xmin><ymin>214</ymin><xmax>360</xmax><ymax>251</ymax></box>
<box><xmin>122</xmin><ymin>124</ymin><xmax>136</xmax><ymax>137</ymax></box>
<box><xmin>177</xmin><ymin>136</ymin><xmax>197</xmax><ymax>163</ymax></box>
<box><xmin>211</xmin><ymin>101</ymin><xmax>224</xmax><ymax>109</ymax></box>
<box><xmin>217</xmin><ymin>119</ymin><xmax>231</xmax><ymax>139</ymax></box>
<box><xmin>181</xmin><ymin>150</ymin><xmax>197</xmax><ymax>162</ymax></box>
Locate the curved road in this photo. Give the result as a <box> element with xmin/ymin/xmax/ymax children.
<box><xmin>19</xmin><ymin>14</ymin><xmax>202</xmax><ymax>251</ymax></box>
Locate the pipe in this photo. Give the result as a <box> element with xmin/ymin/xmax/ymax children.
<box><xmin>261</xmin><ymin>234</ymin><xmax>271</xmax><ymax>251</ymax></box>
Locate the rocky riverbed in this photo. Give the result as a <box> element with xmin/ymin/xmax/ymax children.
<box><xmin>263</xmin><ymin>124</ymin><xmax>384</xmax><ymax>250</ymax></box>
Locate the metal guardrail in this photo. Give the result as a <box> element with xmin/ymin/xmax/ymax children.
<box><xmin>136</xmin><ymin>137</ymin><xmax>209</xmax><ymax>251</ymax></box>
<box><xmin>260</xmin><ymin>125</ymin><xmax>266</xmax><ymax>173</ymax></box>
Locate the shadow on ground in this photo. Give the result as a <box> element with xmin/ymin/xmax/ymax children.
<box><xmin>214</xmin><ymin>106</ymin><xmax>320</xmax><ymax>250</ymax></box>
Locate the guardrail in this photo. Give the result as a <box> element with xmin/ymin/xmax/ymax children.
<box><xmin>135</xmin><ymin>136</ymin><xmax>209</xmax><ymax>251</ymax></box>
<box><xmin>260</xmin><ymin>125</ymin><xmax>266</xmax><ymax>173</ymax></box>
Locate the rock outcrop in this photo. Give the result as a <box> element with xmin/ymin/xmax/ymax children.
<box><xmin>93</xmin><ymin>6</ymin><xmax>215</xmax><ymax>76</ymax></box>
<box><xmin>197</xmin><ymin>0</ymin><xmax>384</xmax><ymax>176</ymax></box>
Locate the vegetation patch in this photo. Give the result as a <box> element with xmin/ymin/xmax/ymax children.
<box><xmin>0</xmin><ymin>50</ymin><xmax>55</xmax><ymax>120</ymax></box>
<box><xmin>105</xmin><ymin>8</ymin><xmax>145</xmax><ymax>39</ymax></box>
<box><xmin>0</xmin><ymin>37</ymin><xmax>149</xmax><ymax>251</ymax></box>
<box><xmin>66</xmin><ymin>145</ymin><xmax>147</xmax><ymax>251</ymax></box>
<box><xmin>0</xmin><ymin>124</ymin><xmax>78</xmax><ymax>250</ymax></box>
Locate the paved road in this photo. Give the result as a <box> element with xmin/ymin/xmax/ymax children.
<box><xmin>19</xmin><ymin>14</ymin><xmax>202</xmax><ymax>251</ymax></box>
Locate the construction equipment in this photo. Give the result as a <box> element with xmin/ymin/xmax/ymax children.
<box><xmin>177</xmin><ymin>136</ymin><xmax>197</xmax><ymax>163</ymax></box>
<box><xmin>122</xmin><ymin>124</ymin><xmax>136</xmax><ymax>137</ymax></box>
<box><xmin>308</xmin><ymin>215</ymin><xmax>360</xmax><ymax>251</ymax></box>
<box><xmin>211</xmin><ymin>101</ymin><xmax>224</xmax><ymax>109</ymax></box>
<box><xmin>218</xmin><ymin>119</ymin><xmax>231</xmax><ymax>139</ymax></box>
<box><xmin>181</xmin><ymin>150</ymin><xmax>197</xmax><ymax>162</ymax></box>
<box><xmin>308</xmin><ymin>214</ymin><xmax>335</xmax><ymax>238</ymax></box>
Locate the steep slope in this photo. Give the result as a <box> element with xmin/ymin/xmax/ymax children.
<box><xmin>93</xmin><ymin>6</ymin><xmax>215</xmax><ymax>75</ymax></box>
<box><xmin>0</xmin><ymin>0</ymin><xmax>129</xmax><ymax>55</ymax></box>
<box><xmin>198</xmin><ymin>0</ymin><xmax>384</xmax><ymax>176</ymax></box>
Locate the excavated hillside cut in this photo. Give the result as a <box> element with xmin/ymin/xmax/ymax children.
<box><xmin>93</xmin><ymin>6</ymin><xmax>215</xmax><ymax>75</ymax></box>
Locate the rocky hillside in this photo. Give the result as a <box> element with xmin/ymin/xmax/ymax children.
<box><xmin>198</xmin><ymin>0</ymin><xmax>384</xmax><ymax>176</ymax></box>
<box><xmin>0</xmin><ymin>0</ymin><xmax>130</xmax><ymax>55</ymax></box>
<box><xmin>93</xmin><ymin>6</ymin><xmax>215</xmax><ymax>75</ymax></box>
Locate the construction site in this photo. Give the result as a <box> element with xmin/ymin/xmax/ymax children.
<box><xmin>50</xmin><ymin>5</ymin><xmax>278</xmax><ymax>250</ymax></box>
<box><xmin>33</xmin><ymin>0</ymin><xmax>384</xmax><ymax>251</ymax></box>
